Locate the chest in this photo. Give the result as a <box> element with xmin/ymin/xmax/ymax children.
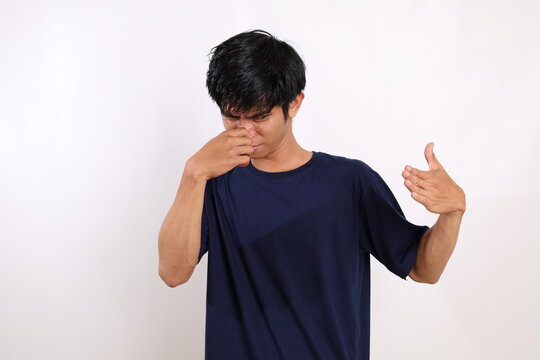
<box><xmin>212</xmin><ymin>173</ymin><xmax>357</xmax><ymax>245</ymax></box>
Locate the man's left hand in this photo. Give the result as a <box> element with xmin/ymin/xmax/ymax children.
<box><xmin>402</xmin><ymin>142</ymin><xmax>466</xmax><ymax>216</ymax></box>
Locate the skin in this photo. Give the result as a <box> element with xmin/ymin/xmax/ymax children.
<box><xmin>402</xmin><ymin>142</ymin><xmax>466</xmax><ymax>284</ymax></box>
<box><xmin>221</xmin><ymin>91</ymin><xmax>313</xmax><ymax>172</ymax></box>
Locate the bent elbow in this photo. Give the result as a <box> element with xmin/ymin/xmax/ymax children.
<box><xmin>158</xmin><ymin>265</ymin><xmax>193</xmax><ymax>288</ymax></box>
<box><xmin>408</xmin><ymin>267</ymin><xmax>439</xmax><ymax>284</ymax></box>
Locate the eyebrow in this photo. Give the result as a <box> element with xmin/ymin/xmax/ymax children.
<box><xmin>223</xmin><ymin>111</ymin><xmax>270</xmax><ymax>119</ymax></box>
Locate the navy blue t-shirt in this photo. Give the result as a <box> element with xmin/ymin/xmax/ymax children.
<box><xmin>197</xmin><ymin>150</ymin><xmax>430</xmax><ymax>360</ymax></box>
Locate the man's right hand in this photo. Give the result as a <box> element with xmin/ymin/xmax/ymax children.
<box><xmin>186</xmin><ymin>127</ymin><xmax>256</xmax><ymax>181</ymax></box>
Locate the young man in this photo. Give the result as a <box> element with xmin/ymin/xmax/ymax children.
<box><xmin>158</xmin><ymin>29</ymin><xmax>466</xmax><ymax>360</ymax></box>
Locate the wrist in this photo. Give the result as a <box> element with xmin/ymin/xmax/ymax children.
<box><xmin>444</xmin><ymin>208</ymin><xmax>465</xmax><ymax>218</ymax></box>
<box><xmin>185</xmin><ymin>157</ymin><xmax>208</xmax><ymax>183</ymax></box>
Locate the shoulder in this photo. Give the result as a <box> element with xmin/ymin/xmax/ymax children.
<box><xmin>317</xmin><ymin>151</ymin><xmax>378</xmax><ymax>180</ymax></box>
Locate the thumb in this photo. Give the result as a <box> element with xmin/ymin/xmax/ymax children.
<box><xmin>424</xmin><ymin>142</ymin><xmax>440</xmax><ymax>171</ymax></box>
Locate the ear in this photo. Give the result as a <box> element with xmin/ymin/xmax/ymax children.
<box><xmin>287</xmin><ymin>91</ymin><xmax>305</xmax><ymax>118</ymax></box>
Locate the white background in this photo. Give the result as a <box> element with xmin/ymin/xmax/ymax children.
<box><xmin>1</xmin><ymin>0</ymin><xmax>539</xmax><ymax>359</ymax></box>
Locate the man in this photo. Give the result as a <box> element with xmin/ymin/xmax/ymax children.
<box><xmin>158</xmin><ymin>29</ymin><xmax>466</xmax><ymax>360</ymax></box>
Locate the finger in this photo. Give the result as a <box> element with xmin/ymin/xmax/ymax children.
<box><xmin>405</xmin><ymin>165</ymin><xmax>430</xmax><ymax>180</ymax></box>
<box><xmin>233</xmin><ymin>136</ymin><xmax>255</xmax><ymax>146</ymax></box>
<box><xmin>235</xmin><ymin>144</ymin><xmax>256</xmax><ymax>156</ymax></box>
<box><xmin>411</xmin><ymin>189</ymin><xmax>429</xmax><ymax>204</ymax></box>
<box><xmin>404</xmin><ymin>177</ymin><xmax>429</xmax><ymax>198</ymax></box>
<box><xmin>235</xmin><ymin>153</ymin><xmax>252</xmax><ymax>167</ymax></box>
<box><xmin>403</xmin><ymin>171</ymin><xmax>429</xmax><ymax>190</ymax></box>
<box><xmin>229</xmin><ymin>127</ymin><xmax>254</xmax><ymax>139</ymax></box>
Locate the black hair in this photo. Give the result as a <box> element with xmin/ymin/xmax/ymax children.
<box><xmin>205</xmin><ymin>29</ymin><xmax>306</xmax><ymax>121</ymax></box>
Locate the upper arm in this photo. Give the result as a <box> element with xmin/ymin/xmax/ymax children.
<box><xmin>357</xmin><ymin>165</ymin><xmax>430</xmax><ymax>281</ymax></box>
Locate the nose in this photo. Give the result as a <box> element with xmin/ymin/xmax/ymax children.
<box><xmin>235</xmin><ymin>119</ymin><xmax>257</xmax><ymax>137</ymax></box>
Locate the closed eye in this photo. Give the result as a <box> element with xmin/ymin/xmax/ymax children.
<box><xmin>224</xmin><ymin>114</ymin><xmax>269</xmax><ymax>121</ymax></box>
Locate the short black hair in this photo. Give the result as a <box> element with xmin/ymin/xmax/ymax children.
<box><xmin>205</xmin><ymin>29</ymin><xmax>306</xmax><ymax>121</ymax></box>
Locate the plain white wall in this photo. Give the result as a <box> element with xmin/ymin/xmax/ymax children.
<box><xmin>1</xmin><ymin>0</ymin><xmax>539</xmax><ymax>359</ymax></box>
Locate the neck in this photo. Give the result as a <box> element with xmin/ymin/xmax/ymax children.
<box><xmin>250</xmin><ymin>132</ymin><xmax>312</xmax><ymax>173</ymax></box>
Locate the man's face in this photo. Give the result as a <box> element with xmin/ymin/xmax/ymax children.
<box><xmin>221</xmin><ymin>105</ymin><xmax>290</xmax><ymax>159</ymax></box>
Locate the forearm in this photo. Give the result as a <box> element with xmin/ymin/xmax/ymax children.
<box><xmin>158</xmin><ymin>159</ymin><xmax>207</xmax><ymax>286</ymax></box>
<box><xmin>413</xmin><ymin>210</ymin><xmax>464</xmax><ymax>283</ymax></box>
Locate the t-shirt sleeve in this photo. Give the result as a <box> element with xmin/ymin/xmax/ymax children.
<box><xmin>358</xmin><ymin>167</ymin><xmax>430</xmax><ymax>280</ymax></box>
<box><xmin>197</xmin><ymin>179</ymin><xmax>212</xmax><ymax>264</ymax></box>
